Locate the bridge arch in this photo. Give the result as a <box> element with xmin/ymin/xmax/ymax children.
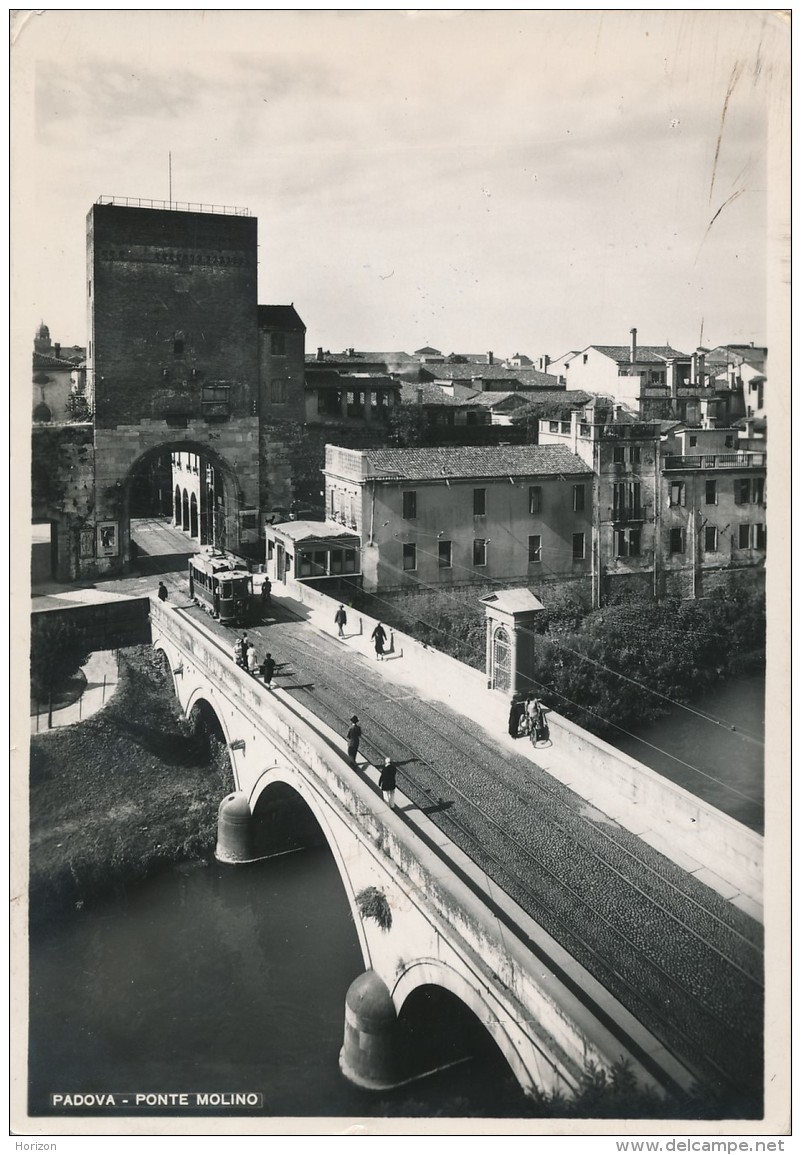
<box><xmin>392</xmin><ymin>958</ymin><xmax>559</xmax><ymax>1098</ymax></box>
<box><xmin>248</xmin><ymin>767</ymin><xmax>372</xmax><ymax>966</ymax></box>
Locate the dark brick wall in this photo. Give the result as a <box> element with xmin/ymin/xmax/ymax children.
<box><xmin>88</xmin><ymin>204</ymin><xmax>259</xmax><ymax>428</ymax></box>
<box><xmin>258</xmin><ymin>321</ymin><xmax>306</xmax><ymax>513</ymax></box>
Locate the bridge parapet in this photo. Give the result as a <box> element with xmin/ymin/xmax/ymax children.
<box><xmin>149</xmin><ymin>597</ymin><xmax>699</xmax><ymax>1101</ymax></box>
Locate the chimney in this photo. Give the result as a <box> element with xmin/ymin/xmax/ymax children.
<box><xmin>348</xmin><ymin>347</ymin><xmax>355</xmax><ymax>358</ymax></box>
<box><xmin>539</xmin><ymin>354</ymin><xmax>550</xmax><ymax>373</ymax></box>
<box><xmin>691</xmin><ymin>352</ymin><xmax>698</xmax><ymax>384</ymax></box>
<box><xmin>698</xmin><ymin>353</ymin><xmax>706</xmax><ymax>386</ymax></box>
<box><xmin>316</xmin><ymin>347</ymin><xmax>324</xmax><ymax>362</ymax></box>
<box><xmin>54</xmin><ymin>342</ymin><xmax>61</xmax><ymax>358</ymax></box>
<box><xmin>487</xmin><ymin>351</ymin><xmax>494</xmax><ymax>366</ymax></box>
<box><xmin>629</xmin><ymin>328</ymin><xmax>637</xmax><ymax>364</ymax></box>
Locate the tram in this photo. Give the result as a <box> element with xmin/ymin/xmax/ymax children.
<box><xmin>188</xmin><ymin>552</ymin><xmax>256</xmax><ymax>626</ymax></box>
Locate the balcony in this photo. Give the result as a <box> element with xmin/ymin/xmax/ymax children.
<box><xmin>611</xmin><ymin>505</ymin><xmax>646</xmax><ymax>523</ymax></box>
<box><xmin>663</xmin><ymin>452</ymin><xmax>766</xmax><ymax>471</ymax></box>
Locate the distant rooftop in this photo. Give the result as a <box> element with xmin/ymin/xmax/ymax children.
<box><xmin>96</xmin><ymin>195</ymin><xmax>250</xmax><ymax>217</ymax></box>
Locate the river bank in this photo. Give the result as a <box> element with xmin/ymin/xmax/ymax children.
<box><xmin>28</xmin><ymin>645</ymin><xmax>234</xmax><ymax>921</ymax></box>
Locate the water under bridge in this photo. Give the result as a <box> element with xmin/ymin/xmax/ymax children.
<box><xmin>149</xmin><ymin>592</ymin><xmax>763</xmax><ymax>1110</ymax></box>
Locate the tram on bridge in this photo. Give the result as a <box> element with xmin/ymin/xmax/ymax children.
<box><xmin>188</xmin><ymin>552</ymin><xmax>256</xmax><ymax>626</ymax></box>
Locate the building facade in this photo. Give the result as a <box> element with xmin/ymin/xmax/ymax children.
<box><xmin>538</xmin><ymin>404</ymin><xmax>767</xmax><ymax>603</ymax></box>
<box><xmin>323</xmin><ymin>444</ymin><xmax>593</xmax><ymax>597</ymax></box>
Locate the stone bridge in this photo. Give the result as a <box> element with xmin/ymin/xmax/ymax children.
<box><xmin>150</xmin><ymin>597</ymin><xmax>696</xmax><ymax>1102</ymax></box>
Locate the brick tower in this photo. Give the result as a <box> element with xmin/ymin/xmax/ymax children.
<box><xmin>85</xmin><ymin>197</ymin><xmax>261</xmax><ymax>575</ymax></box>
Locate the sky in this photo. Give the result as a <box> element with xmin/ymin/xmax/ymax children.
<box><xmin>12</xmin><ymin>8</ymin><xmax>790</xmax><ymax>361</ymax></box>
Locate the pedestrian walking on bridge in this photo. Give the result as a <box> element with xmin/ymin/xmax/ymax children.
<box><xmin>371</xmin><ymin>622</ymin><xmax>387</xmax><ymax>660</ymax></box>
<box><xmin>379</xmin><ymin>757</ymin><xmax>397</xmax><ymax>809</ymax></box>
<box><xmin>335</xmin><ymin>604</ymin><xmax>348</xmax><ymax>638</ymax></box>
<box><xmin>157</xmin><ymin>581</ymin><xmax>168</xmax><ymax>602</ymax></box>
<box><xmin>346</xmin><ymin>715</ymin><xmax>362</xmax><ymax>763</ymax></box>
<box><xmin>261</xmin><ymin>652</ymin><xmax>276</xmax><ymax>687</ymax></box>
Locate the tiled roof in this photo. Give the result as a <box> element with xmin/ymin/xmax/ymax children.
<box><xmin>469</xmin><ymin>389</ymin><xmax>593</xmax><ymax>410</ymax></box>
<box><xmin>32</xmin><ymin>352</ymin><xmax>80</xmax><ymax>370</ymax></box>
<box><xmin>414</xmin><ymin>346</ymin><xmax>442</xmax><ymax>355</ymax></box>
<box><xmin>399</xmin><ymin>382</ymin><xmax>474</xmax><ymax>406</ymax></box>
<box><xmin>358</xmin><ymin>351</ymin><xmax>418</xmax><ymax>368</ymax></box>
<box><xmin>306</xmin><ymin>368</ymin><xmax>399</xmax><ymax>390</ymax></box>
<box><xmin>305</xmin><ymin>354</ymin><xmax>388</xmax><ymax>372</ymax></box>
<box><xmin>258</xmin><ymin>304</ymin><xmax>306</xmax><ymax>330</ymax></box>
<box><xmin>589</xmin><ymin>344</ymin><xmax>691</xmax><ymax>363</ymax></box>
<box><xmin>361</xmin><ymin>444</ymin><xmax>591</xmax><ymax>480</ymax></box>
<box><xmin>420</xmin><ymin>363</ymin><xmax>563</xmax><ymax>387</ymax></box>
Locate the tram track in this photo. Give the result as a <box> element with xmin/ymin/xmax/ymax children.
<box><xmin>275</xmin><ymin>632</ymin><xmax>763</xmax><ymax>1095</ymax></box>
<box><xmin>175</xmin><ymin>600</ymin><xmax>763</xmax><ymax>1102</ymax></box>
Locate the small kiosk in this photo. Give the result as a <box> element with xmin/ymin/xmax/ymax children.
<box><xmin>264</xmin><ymin>519</ymin><xmax>361</xmax><ymax>589</ymax></box>
<box><xmin>479</xmin><ymin>588</ymin><xmax>545</xmax><ymax>696</ymax></box>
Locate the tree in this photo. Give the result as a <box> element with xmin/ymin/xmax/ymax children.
<box><xmin>65</xmin><ymin>391</ymin><xmax>92</xmax><ymax>422</ymax></box>
<box><xmin>30</xmin><ymin>618</ymin><xmax>90</xmax><ymax>703</ymax></box>
<box><xmin>386</xmin><ymin>401</ymin><xmax>430</xmax><ymax>447</ymax></box>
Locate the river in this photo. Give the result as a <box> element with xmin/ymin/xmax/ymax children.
<box><xmin>28</xmin><ymin>848</ymin><xmax>530</xmax><ymax>1122</ymax></box>
<box><xmin>610</xmin><ymin>671</ymin><xmax>765</xmax><ymax>834</ymax></box>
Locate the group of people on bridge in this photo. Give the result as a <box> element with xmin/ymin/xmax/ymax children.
<box><xmin>346</xmin><ymin>714</ymin><xmax>397</xmax><ymax>808</ymax></box>
<box><xmin>234</xmin><ymin>634</ymin><xmax>276</xmax><ymax>687</ymax></box>
<box><xmin>334</xmin><ymin>604</ymin><xmax>390</xmax><ymax>659</ymax></box>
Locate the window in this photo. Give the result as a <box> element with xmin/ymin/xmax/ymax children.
<box><xmin>528</xmin><ymin>535</ymin><xmax>541</xmax><ymax>564</ymax></box>
<box><xmin>670</xmin><ymin>481</ymin><xmax>685</xmax><ymax>507</ymax></box>
<box><xmin>473</xmin><ymin>538</ymin><xmax>487</xmax><ymax>566</ymax></box>
<box><xmin>402</xmin><ymin>543</ymin><xmax>417</xmax><ymax>571</ymax></box>
<box><xmin>572</xmin><ymin>532</ymin><xmax>585</xmax><ymax>561</ymax></box>
<box><xmin>724</xmin><ymin>435</ymin><xmax>734</xmax><ymax>448</ymax></box>
<box><xmin>344</xmin><ymin>549</ymin><xmax>356</xmax><ymax>573</ymax></box>
<box><xmin>704</xmin><ymin>525</ymin><xmax>718</xmax><ymax>553</ymax></box>
<box><xmin>629</xmin><ymin>528</ymin><xmax>641</xmax><ymax>556</ymax></box>
<box><xmin>630</xmin><ymin>445</ymin><xmax>642</xmax><ymax>464</ymax></box>
<box><xmin>402</xmin><ymin>490</ymin><xmax>417</xmax><ymax>519</ymax></box>
<box><xmin>549</xmin><ymin>420</ymin><xmax>559</xmax><ymax>433</ymax></box>
<box><xmin>734</xmin><ymin>478</ymin><xmax>750</xmax><ymax>505</ymax></box>
<box><xmin>738</xmin><ymin>523</ymin><xmax>751</xmax><ymax>549</ymax></box>
<box><xmin>529</xmin><ymin>486</ymin><xmax>542</xmax><ymax>514</ymax></box>
<box><xmin>572</xmin><ymin>484</ymin><xmax>585</xmax><ymax>512</ymax></box>
<box><xmin>752</xmin><ymin>477</ymin><xmax>765</xmax><ymax>504</ymax></box>
<box><xmin>270</xmin><ymin>378</ymin><xmax>288</xmax><ymax>403</ymax></box>
<box><xmin>705</xmin><ymin>480</ymin><xmax>717</xmax><ymax>505</ymax></box>
<box><xmin>689</xmin><ymin>435</ymin><xmax>697</xmax><ymax>448</ymax></box>
<box><xmin>613</xmin><ymin>445</ymin><xmax>625</xmax><ymax>465</ymax></box>
<box><xmin>271</xmin><ymin>332</ymin><xmax>286</xmax><ymax>356</ymax></box>
<box><xmin>173</xmin><ymin>337</ymin><xmax>184</xmax><ymax>357</ymax></box>
<box><xmin>473</xmin><ymin>488</ymin><xmax>486</xmax><ymax>516</ymax></box>
<box><xmin>754</xmin><ymin>523</ymin><xmax>766</xmax><ymax>550</ymax></box>
<box><xmin>438</xmin><ymin>540</ymin><xmax>452</xmax><ymax>568</ymax></box>
<box><xmin>669</xmin><ymin>527</ymin><xmax>685</xmax><ymax>554</ymax></box>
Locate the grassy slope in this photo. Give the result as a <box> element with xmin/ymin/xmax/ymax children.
<box><xmin>29</xmin><ymin>645</ymin><xmax>234</xmax><ymax>918</ymax></box>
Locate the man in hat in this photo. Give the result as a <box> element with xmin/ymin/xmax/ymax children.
<box><xmin>334</xmin><ymin>603</ymin><xmax>347</xmax><ymax>637</ymax></box>
<box><xmin>346</xmin><ymin>716</ymin><xmax>362</xmax><ymax>764</ymax></box>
